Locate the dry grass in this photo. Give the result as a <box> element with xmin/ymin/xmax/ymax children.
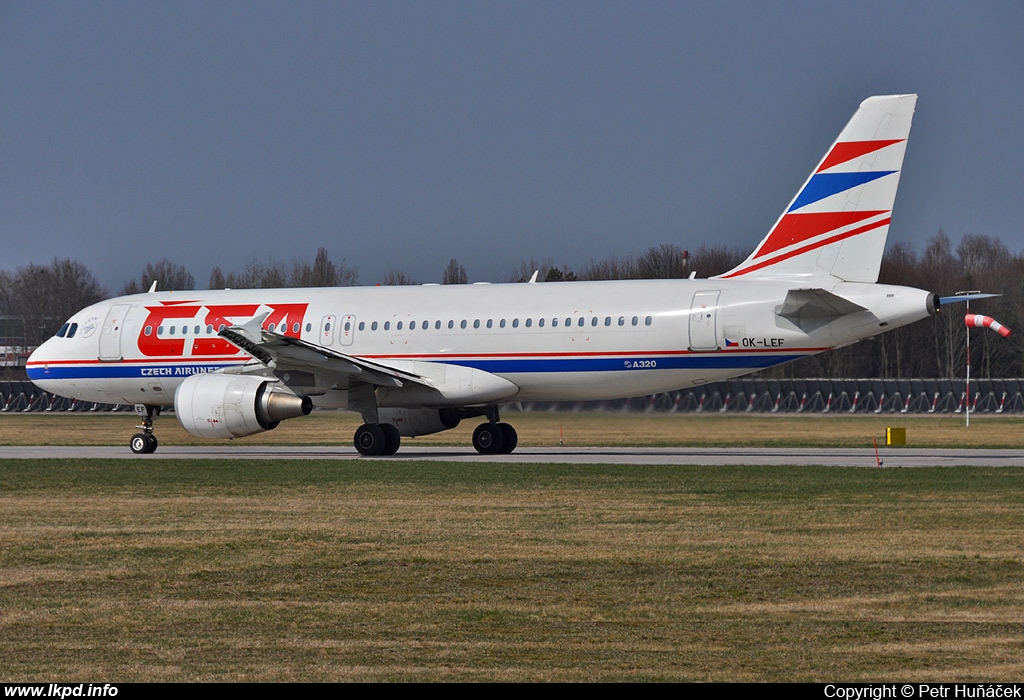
<box><xmin>1</xmin><ymin>460</ymin><xmax>1023</xmax><ymax>681</ymax></box>
<box><xmin>2</xmin><ymin>409</ymin><xmax>1023</xmax><ymax>449</ymax></box>
<box><xmin>4</xmin><ymin>412</ymin><xmax>1024</xmax><ymax>680</ymax></box>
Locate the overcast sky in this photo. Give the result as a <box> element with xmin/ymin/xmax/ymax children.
<box><xmin>2</xmin><ymin>1</ymin><xmax>1022</xmax><ymax>292</ymax></box>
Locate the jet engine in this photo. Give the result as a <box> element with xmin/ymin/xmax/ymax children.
<box><xmin>174</xmin><ymin>373</ymin><xmax>312</xmax><ymax>439</ymax></box>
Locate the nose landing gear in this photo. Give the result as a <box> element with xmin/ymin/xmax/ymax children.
<box><xmin>130</xmin><ymin>404</ymin><xmax>160</xmax><ymax>454</ymax></box>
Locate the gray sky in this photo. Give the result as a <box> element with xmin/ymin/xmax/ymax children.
<box><xmin>2</xmin><ymin>1</ymin><xmax>1022</xmax><ymax>291</ymax></box>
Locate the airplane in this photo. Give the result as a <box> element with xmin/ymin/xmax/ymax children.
<box><xmin>28</xmin><ymin>93</ymin><xmax>942</xmax><ymax>456</ymax></box>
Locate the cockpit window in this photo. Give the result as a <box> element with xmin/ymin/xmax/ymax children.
<box><xmin>56</xmin><ymin>322</ymin><xmax>79</xmax><ymax>339</ymax></box>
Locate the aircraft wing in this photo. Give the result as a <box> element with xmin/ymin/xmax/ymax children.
<box><xmin>218</xmin><ymin>314</ymin><xmax>421</xmax><ymax>389</ymax></box>
<box><xmin>217</xmin><ymin>314</ymin><xmax>520</xmax><ymax>408</ymax></box>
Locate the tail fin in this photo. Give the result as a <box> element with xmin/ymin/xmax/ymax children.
<box><xmin>718</xmin><ymin>94</ymin><xmax>917</xmax><ymax>283</ymax></box>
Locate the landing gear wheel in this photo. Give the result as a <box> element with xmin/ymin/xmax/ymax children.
<box><xmin>498</xmin><ymin>423</ymin><xmax>518</xmax><ymax>454</ymax></box>
<box><xmin>131</xmin><ymin>405</ymin><xmax>160</xmax><ymax>455</ymax></box>
<box><xmin>380</xmin><ymin>423</ymin><xmax>401</xmax><ymax>456</ymax></box>
<box><xmin>472</xmin><ymin>422</ymin><xmax>505</xmax><ymax>455</ymax></box>
<box><xmin>130</xmin><ymin>433</ymin><xmax>158</xmax><ymax>454</ymax></box>
<box><xmin>354</xmin><ymin>423</ymin><xmax>387</xmax><ymax>456</ymax></box>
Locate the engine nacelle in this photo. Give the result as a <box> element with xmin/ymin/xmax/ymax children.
<box><xmin>378</xmin><ymin>407</ymin><xmax>461</xmax><ymax>437</ymax></box>
<box><xmin>174</xmin><ymin>373</ymin><xmax>312</xmax><ymax>439</ymax></box>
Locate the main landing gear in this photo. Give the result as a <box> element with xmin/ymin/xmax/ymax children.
<box><xmin>130</xmin><ymin>404</ymin><xmax>160</xmax><ymax>454</ymax></box>
<box><xmin>471</xmin><ymin>422</ymin><xmax>517</xmax><ymax>455</ymax></box>
<box><xmin>352</xmin><ymin>408</ymin><xmax>519</xmax><ymax>456</ymax></box>
<box><xmin>353</xmin><ymin>422</ymin><xmax>401</xmax><ymax>456</ymax></box>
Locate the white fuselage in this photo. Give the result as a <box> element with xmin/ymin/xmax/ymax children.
<box><xmin>27</xmin><ymin>278</ymin><xmax>935</xmax><ymax>408</ymax></box>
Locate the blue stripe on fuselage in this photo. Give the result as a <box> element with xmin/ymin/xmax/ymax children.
<box><xmin>27</xmin><ymin>353</ymin><xmax>804</xmax><ymax>382</ymax></box>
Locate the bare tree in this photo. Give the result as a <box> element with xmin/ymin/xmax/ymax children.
<box><xmin>208</xmin><ymin>266</ymin><xmax>227</xmax><ymax>289</ymax></box>
<box><xmin>687</xmin><ymin>244</ymin><xmax>747</xmax><ymax>278</ymax></box>
<box><xmin>290</xmin><ymin>247</ymin><xmax>359</xmax><ymax>287</ymax></box>
<box><xmin>5</xmin><ymin>258</ymin><xmax>106</xmax><ymax>346</ymax></box>
<box><xmin>442</xmin><ymin>258</ymin><xmax>468</xmax><ymax>285</ymax></box>
<box><xmin>120</xmin><ymin>258</ymin><xmax>195</xmax><ymax>295</ymax></box>
<box><xmin>379</xmin><ymin>269</ymin><xmax>418</xmax><ymax>285</ymax></box>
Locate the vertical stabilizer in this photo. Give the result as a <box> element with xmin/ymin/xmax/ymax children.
<box><xmin>718</xmin><ymin>94</ymin><xmax>917</xmax><ymax>283</ymax></box>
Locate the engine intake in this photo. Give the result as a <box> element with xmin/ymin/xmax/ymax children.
<box><xmin>174</xmin><ymin>373</ymin><xmax>311</xmax><ymax>439</ymax></box>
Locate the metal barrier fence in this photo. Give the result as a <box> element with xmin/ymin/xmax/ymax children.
<box><xmin>5</xmin><ymin>378</ymin><xmax>1024</xmax><ymax>415</ymax></box>
<box><xmin>520</xmin><ymin>378</ymin><xmax>1024</xmax><ymax>414</ymax></box>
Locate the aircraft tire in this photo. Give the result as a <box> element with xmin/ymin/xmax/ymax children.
<box><xmin>130</xmin><ymin>433</ymin><xmax>157</xmax><ymax>454</ymax></box>
<box><xmin>354</xmin><ymin>423</ymin><xmax>387</xmax><ymax>456</ymax></box>
<box><xmin>381</xmin><ymin>423</ymin><xmax>401</xmax><ymax>456</ymax></box>
<box><xmin>498</xmin><ymin>423</ymin><xmax>518</xmax><ymax>454</ymax></box>
<box><xmin>472</xmin><ymin>423</ymin><xmax>505</xmax><ymax>455</ymax></box>
<box><xmin>130</xmin><ymin>434</ymin><xmax>147</xmax><ymax>454</ymax></box>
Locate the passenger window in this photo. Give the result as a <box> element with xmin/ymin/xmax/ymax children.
<box><xmin>194</xmin><ymin>325</ymin><xmax>201</xmax><ymax>334</ymax></box>
<box><xmin>358</xmin><ymin>322</ymin><xmax>365</xmax><ymax>331</ymax></box>
<box><xmin>604</xmin><ymin>317</ymin><xmax>611</xmax><ymax>326</ymax></box>
<box><xmin>473</xmin><ymin>319</ymin><xmax>480</xmax><ymax>329</ymax></box>
<box><xmin>372</xmin><ymin>321</ymin><xmax>379</xmax><ymax>331</ymax></box>
<box><xmin>144</xmin><ymin>326</ymin><xmax>152</xmax><ymax>336</ymax></box>
<box><xmin>448</xmin><ymin>320</ymin><xmax>455</xmax><ymax>329</ymax></box>
<box><xmin>397</xmin><ymin>321</ymin><xmax>403</xmax><ymax>330</ymax></box>
<box><xmin>591</xmin><ymin>317</ymin><xmax>598</xmax><ymax>327</ymax></box>
<box><xmin>499</xmin><ymin>319</ymin><xmax>506</xmax><ymax>328</ymax></box>
<box><xmin>461</xmin><ymin>320</ymin><xmax>467</xmax><ymax>329</ymax></box>
<box><xmin>268</xmin><ymin>323</ymin><xmax>275</xmax><ymax>332</ymax></box>
<box><xmin>169</xmin><ymin>326</ymin><xmax>175</xmax><ymax>336</ymax></box>
<box><xmin>577</xmin><ymin>318</ymin><xmax>584</xmax><ymax>327</ymax></box>
<box><xmin>294</xmin><ymin>322</ymin><xmax>300</xmax><ymax>333</ymax></box>
<box><xmin>512</xmin><ymin>319</ymin><xmax>519</xmax><ymax>328</ymax></box>
<box><xmin>434</xmin><ymin>320</ymin><xmax>441</xmax><ymax>330</ymax></box>
<box><xmin>384</xmin><ymin>321</ymin><xmax>390</xmax><ymax>331</ymax></box>
<box><xmin>305</xmin><ymin>323</ymin><xmax>312</xmax><ymax>332</ymax></box>
<box><xmin>632</xmin><ymin>316</ymin><xmax>639</xmax><ymax>326</ymax></box>
<box><xmin>552</xmin><ymin>318</ymin><xmax>558</xmax><ymax>327</ymax></box>
<box><xmin>565</xmin><ymin>317</ymin><xmax>572</xmax><ymax>326</ymax></box>
<box><xmin>486</xmin><ymin>319</ymin><xmax>493</xmax><ymax>329</ymax></box>
<box><xmin>618</xmin><ymin>316</ymin><xmax>625</xmax><ymax>326</ymax></box>
<box><xmin>410</xmin><ymin>321</ymin><xmax>416</xmax><ymax>330</ymax></box>
<box><xmin>325</xmin><ymin>322</ymin><xmax>331</xmax><ymax>331</ymax></box>
<box><xmin>645</xmin><ymin>315</ymin><xmax>653</xmax><ymax>326</ymax></box>
<box><xmin>538</xmin><ymin>318</ymin><xmax>545</xmax><ymax>327</ymax></box>
<box><xmin>525</xmin><ymin>318</ymin><xmax>532</xmax><ymax>328</ymax></box>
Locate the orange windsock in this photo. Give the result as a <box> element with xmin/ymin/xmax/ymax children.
<box><xmin>965</xmin><ymin>314</ymin><xmax>1011</xmax><ymax>337</ymax></box>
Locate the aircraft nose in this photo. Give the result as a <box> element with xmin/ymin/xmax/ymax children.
<box><xmin>26</xmin><ymin>337</ymin><xmax>55</xmax><ymax>371</ymax></box>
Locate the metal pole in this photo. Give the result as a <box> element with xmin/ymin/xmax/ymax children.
<box><xmin>957</xmin><ymin>290</ymin><xmax>980</xmax><ymax>427</ymax></box>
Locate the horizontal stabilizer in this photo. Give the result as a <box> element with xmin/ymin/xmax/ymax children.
<box><xmin>938</xmin><ymin>292</ymin><xmax>999</xmax><ymax>306</ymax></box>
<box><xmin>778</xmin><ymin>288</ymin><xmax>867</xmax><ymax>323</ymax></box>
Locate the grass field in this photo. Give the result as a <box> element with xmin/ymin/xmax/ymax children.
<box><xmin>3</xmin><ymin>409</ymin><xmax>1024</xmax><ymax>449</ymax></box>
<box><xmin>2</xmin><ymin>412</ymin><xmax>1024</xmax><ymax>681</ymax></box>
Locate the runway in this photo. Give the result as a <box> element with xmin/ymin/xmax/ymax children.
<box><xmin>5</xmin><ymin>445</ymin><xmax>1024</xmax><ymax>467</ymax></box>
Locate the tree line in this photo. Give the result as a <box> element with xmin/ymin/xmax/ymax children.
<box><xmin>2</xmin><ymin>233</ymin><xmax>1021</xmax><ymax>378</ymax></box>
